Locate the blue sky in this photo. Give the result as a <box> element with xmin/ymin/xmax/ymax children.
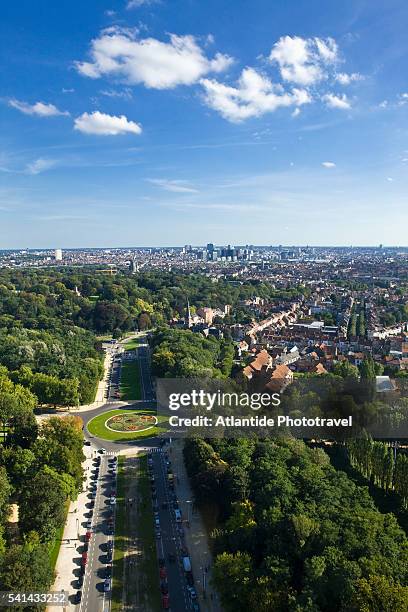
<box><xmin>1</xmin><ymin>0</ymin><xmax>408</xmax><ymax>248</ymax></box>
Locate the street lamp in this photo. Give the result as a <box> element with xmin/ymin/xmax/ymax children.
<box><xmin>76</xmin><ymin>518</ymin><xmax>79</xmax><ymax>540</ymax></box>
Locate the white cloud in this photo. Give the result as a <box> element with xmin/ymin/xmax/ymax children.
<box><xmin>127</xmin><ymin>0</ymin><xmax>158</xmax><ymax>7</ymax></box>
<box><xmin>387</xmin><ymin>177</ymin><xmax>393</xmax><ymax>182</ymax></box>
<box><xmin>26</xmin><ymin>158</ymin><xmax>57</xmax><ymax>175</ymax></box>
<box><xmin>323</xmin><ymin>93</ymin><xmax>351</xmax><ymax>109</ymax></box>
<box><xmin>397</xmin><ymin>92</ymin><xmax>408</xmax><ymax>106</ymax></box>
<box><xmin>147</xmin><ymin>178</ymin><xmax>198</xmax><ymax>193</ymax></box>
<box><xmin>100</xmin><ymin>88</ymin><xmax>133</xmax><ymax>99</ymax></box>
<box><xmin>269</xmin><ymin>36</ymin><xmax>338</xmax><ymax>85</ymax></box>
<box><xmin>292</xmin><ymin>108</ymin><xmax>301</xmax><ymax>117</ymax></box>
<box><xmin>76</xmin><ymin>30</ymin><xmax>233</xmax><ymax>89</ymax></box>
<box><xmin>74</xmin><ymin>111</ymin><xmax>142</xmax><ymax>135</ymax></box>
<box><xmin>201</xmin><ymin>67</ymin><xmax>311</xmax><ymax>122</ymax></box>
<box><xmin>336</xmin><ymin>72</ymin><xmax>362</xmax><ymax>85</ymax></box>
<box><xmin>8</xmin><ymin>99</ymin><xmax>69</xmax><ymax>117</ymax></box>
<box><xmin>322</xmin><ymin>161</ymin><xmax>336</xmax><ymax>168</ymax></box>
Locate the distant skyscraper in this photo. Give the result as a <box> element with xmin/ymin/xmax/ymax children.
<box><xmin>54</xmin><ymin>249</ymin><xmax>62</xmax><ymax>261</ymax></box>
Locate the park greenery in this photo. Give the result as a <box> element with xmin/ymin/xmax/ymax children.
<box><xmin>184</xmin><ymin>437</ymin><xmax>408</xmax><ymax>611</ymax></box>
<box><xmin>0</xmin><ymin>369</ymin><xmax>84</xmax><ymax>599</ymax></box>
<box><xmin>151</xmin><ymin>327</ymin><xmax>234</xmax><ymax>379</ymax></box>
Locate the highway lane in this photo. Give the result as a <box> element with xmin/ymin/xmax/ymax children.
<box><xmin>151</xmin><ymin>449</ymin><xmax>191</xmax><ymax>612</ymax></box>
<box><xmin>138</xmin><ymin>342</ymin><xmax>155</xmax><ymax>402</ymax></box>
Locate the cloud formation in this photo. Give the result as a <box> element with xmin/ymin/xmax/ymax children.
<box><xmin>9</xmin><ymin>99</ymin><xmax>69</xmax><ymax>117</ymax></box>
<box><xmin>322</xmin><ymin>161</ymin><xmax>336</xmax><ymax>168</ymax></box>
<box><xmin>26</xmin><ymin>158</ymin><xmax>57</xmax><ymax>175</ymax></box>
<box><xmin>76</xmin><ymin>30</ymin><xmax>233</xmax><ymax>89</ymax></box>
<box><xmin>126</xmin><ymin>0</ymin><xmax>158</xmax><ymax>7</ymax></box>
<box><xmin>336</xmin><ymin>72</ymin><xmax>362</xmax><ymax>85</ymax></box>
<box><xmin>201</xmin><ymin>68</ymin><xmax>310</xmax><ymax>122</ymax></box>
<box><xmin>74</xmin><ymin>111</ymin><xmax>142</xmax><ymax>135</ymax></box>
<box><xmin>269</xmin><ymin>36</ymin><xmax>338</xmax><ymax>85</ymax></box>
<box><xmin>323</xmin><ymin>93</ymin><xmax>351</xmax><ymax>109</ymax></box>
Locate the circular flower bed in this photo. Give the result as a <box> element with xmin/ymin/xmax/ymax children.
<box><xmin>106</xmin><ymin>412</ymin><xmax>158</xmax><ymax>432</ymax></box>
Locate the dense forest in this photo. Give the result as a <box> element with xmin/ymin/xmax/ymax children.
<box><xmin>150</xmin><ymin>327</ymin><xmax>235</xmax><ymax>378</ymax></box>
<box><xmin>184</xmin><ymin>437</ymin><xmax>408</xmax><ymax>611</ymax></box>
<box><xmin>0</xmin><ymin>364</ymin><xmax>84</xmax><ymax>599</ymax></box>
<box><xmin>0</xmin><ymin>268</ymin><xmax>308</xmax><ymax>333</ymax></box>
<box><xmin>0</xmin><ymin>267</ymin><xmax>290</xmax><ymax>403</ymax></box>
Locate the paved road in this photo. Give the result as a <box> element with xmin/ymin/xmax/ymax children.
<box><xmin>70</xmin><ymin>337</ymin><xmax>208</xmax><ymax>611</ymax></box>
<box><xmin>76</xmin><ymin>455</ymin><xmax>117</xmax><ymax>612</ymax></box>
<box><xmin>151</xmin><ymin>448</ymin><xmax>192</xmax><ymax>612</ymax></box>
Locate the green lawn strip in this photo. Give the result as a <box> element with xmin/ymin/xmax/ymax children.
<box><xmin>137</xmin><ymin>454</ymin><xmax>161</xmax><ymax>611</ymax></box>
<box><xmin>49</xmin><ymin>500</ymin><xmax>70</xmax><ymax>571</ymax></box>
<box><xmin>87</xmin><ymin>409</ymin><xmax>168</xmax><ymax>442</ymax></box>
<box><xmin>120</xmin><ymin>360</ymin><xmax>142</xmax><ymax>401</ymax></box>
<box><xmin>111</xmin><ymin>456</ymin><xmax>126</xmax><ymax>612</ymax></box>
<box><xmin>122</xmin><ymin>338</ymin><xmax>139</xmax><ymax>351</ymax></box>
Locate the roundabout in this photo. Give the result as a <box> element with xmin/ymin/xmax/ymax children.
<box><xmin>105</xmin><ymin>412</ymin><xmax>158</xmax><ymax>432</ymax></box>
<box><xmin>86</xmin><ymin>408</ymin><xmax>167</xmax><ymax>442</ymax></box>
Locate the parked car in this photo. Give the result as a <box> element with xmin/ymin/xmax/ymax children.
<box><xmin>159</xmin><ymin>566</ymin><xmax>167</xmax><ymax>579</ymax></box>
<box><xmin>85</xmin><ymin>531</ymin><xmax>92</xmax><ymax>541</ymax></box>
<box><xmin>187</xmin><ymin>586</ymin><xmax>198</xmax><ymax>600</ymax></box>
<box><xmin>158</xmin><ymin>557</ymin><xmax>165</xmax><ymax>567</ymax></box>
<box><xmin>100</xmin><ymin>448</ymin><xmax>107</xmax><ymax>454</ymax></box>
<box><xmin>77</xmin><ymin>574</ymin><xmax>83</xmax><ymax>588</ymax></box>
<box><xmin>104</xmin><ymin>579</ymin><xmax>111</xmax><ymax>592</ymax></box>
<box><xmin>110</xmin><ymin>497</ymin><xmax>116</xmax><ymax>505</ymax></box>
<box><xmin>162</xmin><ymin>594</ymin><xmax>170</xmax><ymax>610</ymax></box>
<box><xmin>160</xmin><ymin>581</ymin><xmax>169</xmax><ymax>594</ymax></box>
<box><xmin>74</xmin><ymin>591</ymin><xmax>82</xmax><ymax>604</ymax></box>
<box><xmin>174</xmin><ymin>509</ymin><xmax>182</xmax><ymax>522</ymax></box>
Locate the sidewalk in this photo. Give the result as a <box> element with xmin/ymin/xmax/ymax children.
<box><xmin>170</xmin><ymin>440</ymin><xmax>222</xmax><ymax>612</ymax></box>
<box><xmin>48</xmin><ymin>447</ymin><xmax>95</xmax><ymax>611</ymax></box>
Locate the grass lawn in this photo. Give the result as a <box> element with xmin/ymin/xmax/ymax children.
<box><xmin>122</xmin><ymin>338</ymin><xmax>140</xmax><ymax>351</ymax></box>
<box><xmin>112</xmin><ymin>456</ymin><xmax>126</xmax><ymax>612</ymax></box>
<box><xmin>49</xmin><ymin>500</ymin><xmax>70</xmax><ymax>570</ymax></box>
<box><xmin>120</xmin><ymin>360</ymin><xmax>142</xmax><ymax>401</ymax></box>
<box><xmin>87</xmin><ymin>409</ymin><xmax>168</xmax><ymax>442</ymax></box>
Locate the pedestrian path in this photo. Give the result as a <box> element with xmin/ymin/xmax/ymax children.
<box><xmin>47</xmin><ymin>447</ymin><xmax>96</xmax><ymax>611</ymax></box>
<box><xmin>171</xmin><ymin>440</ymin><xmax>222</xmax><ymax>612</ymax></box>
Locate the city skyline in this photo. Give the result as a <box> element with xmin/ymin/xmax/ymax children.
<box><xmin>1</xmin><ymin>0</ymin><xmax>408</xmax><ymax>247</ymax></box>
